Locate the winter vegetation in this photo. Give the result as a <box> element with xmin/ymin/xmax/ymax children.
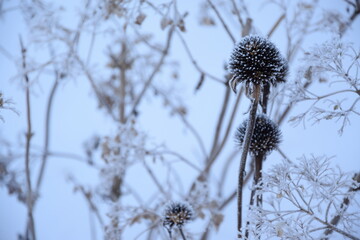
<box><xmin>0</xmin><ymin>0</ymin><xmax>360</xmax><ymax>239</ymax></box>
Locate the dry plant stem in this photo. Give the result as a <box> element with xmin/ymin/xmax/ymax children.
<box><xmin>244</xmin><ymin>153</ymin><xmax>264</xmax><ymax>239</ymax></box>
<box><xmin>179</xmin><ymin>228</ymin><xmax>187</xmax><ymax>240</ymax></box>
<box><xmin>142</xmin><ymin>160</ymin><xmax>167</xmax><ymax>196</ymax></box>
<box><xmin>127</xmin><ymin>26</ymin><xmax>175</xmax><ymax>121</ymax></box>
<box><xmin>276</xmin><ymin>80</ymin><xmax>311</xmax><ymax>125</ymax></box>
<box><xmin>36</xmin><ymin>78</ymin><xmax>58</xmax><ymax>192</ymax></box>
<box><xmin>20</xmin><ymin>37</ymin><xmax>36</xmax><ymax>240</ymax></box>
<box><xmin>209</xmin><ymin>87</ymin><xmax>231</xmax><ymax>161</ymax></box>
<box><xmin>217</xmin><ymin>150</ymin><xmax>239</xmax><ymax>197</ymax></box>
<box><xmin>237</xmin><ymin>84</ymin><xmax>260</xmax><ymax>238</ymax></box>
<box><xmin>321</xmin><ymin>173</ymin><xmax>360</xmax><ymax>240</ymax></box>
<box><xmin>299</xmin><ymin>207</ymin><xmax>360</xmax><ymax>240</ymax></box>
<box><xmin>77</xmin><ymin>185</ymin><xmax>104</xmax><ymax>227</ymax></box>
<box><xmin>207</xmin><ymin>0</ymin><xmax>236</xmax><ymax>44</ymax></box>
<box><xmin>119</xmin><ymin>42</ymin><xmax>127</xmax><ymax>123</ymax></box>
<box><xmin>205</xmin><ymin>87</ymin><xmax>244</xmax><ymax>173</ymax></box>
<box><xmin>175</xmin><ymin>30</ymin><xmax>224</xmax><ymax>84</ymax></box>
<box><xmin>200</xmin><ymin>163</ymin><xmax>254</xmax><ymax>240</ymax></box>
<box><xmin>76</xmin><ymin>55</ymin><xmax>117</xmax><ymax>121</ymax></box>
<box><xmin>340</xmin><ymin>0</ymin><xmax>360</xmax><ymax>35</ymax></box>
<box><xmin>230</xmin><ymin>0</ymin><xmax>244</xmax><ymax>27</ymax></box>
<box><xmin>189</xmin><ymin>87</ymin><xmax>243</xmax><ymax>195</ymax></box>
<box><xmin>267</xmin><ymin>14</ymin><xmax>285</xmax><ymax>38</ymax></box>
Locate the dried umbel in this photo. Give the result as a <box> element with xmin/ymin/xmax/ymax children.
<box><xmin>163</xmin><ymin>202</ymin><xmax>193</xmax><ymax>231</ymax></box>
<box><xmin>236</xmin><ymin>114</ymin><xmax>281</xmax><ymax>156</ymax></box>
<box><xmin>228</xmin><ymin>35</ymin><xmax>288</xmax><ymax>93</ymax></box>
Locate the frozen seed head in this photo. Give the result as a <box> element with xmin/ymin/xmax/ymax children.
<box><xmin>163</xmin><ymin>202</ymin><xmax>193</xmax><ymax>230</ymax></box>
<box><xmin>228</xmin><ymin>35</ymin><xmax>288</xmax><ymax>93</ymax></box>
<box><xmin>236</xmin><ymin>114</ymin><xmax>281</xmax><ymax>156</ymax></box>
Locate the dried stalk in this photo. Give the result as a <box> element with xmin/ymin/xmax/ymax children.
<box><xmin>20</xmin><ymin>36</ymin><xmax>36</xmax><ymax>240</ymax></box>
<box><xmin>237</xmin><ymin>84</ymin><xmax>260</xmax><ymax>238</ymax></box>
<box><xmin>36</xmin><ymin>77</ymin><xmax>58</xmax><ymax>192</ymax></box>
<box><xmin>127</xmin><ymin>26</ymin><xmax>175</xmax><ymax>120</ymax></box>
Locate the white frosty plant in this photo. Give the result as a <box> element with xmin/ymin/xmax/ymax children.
<box><xmin>288</xmin><ymin>37</ymin><xmax>360</xmax><ymax>134</ymax></box>
<box><xmin>246</xmin><ymin>155</ymin><xmax>360</xmax><ymax>240</ymax></box>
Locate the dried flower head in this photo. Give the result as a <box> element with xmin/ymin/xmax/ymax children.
<box><xmin>163</xmin><ymin>202</ymin><xmax>193</xmax><ymax>230</ymax></box>
<box><xmin>236</xmin><ymin>114</ymin><xmax>281</xmax><ymax>156</ymax></box>
<box><xmin>228</xmin><ymin>35</ymin><xmax>288</xmax><ymax>93</ymax></box>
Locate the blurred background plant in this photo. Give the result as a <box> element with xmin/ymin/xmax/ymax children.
<box><xmin>0</xmin><ymin>0</ymin><xmax>359</xmax><ymax>239</ymax></box>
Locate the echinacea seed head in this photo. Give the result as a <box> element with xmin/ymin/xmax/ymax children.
<box><xmin>163</xmin><ymin>202</ymin><xmax>193</xmax><ymax>230</ymax></box>
<box><xmin>236</xmin><ymin>114</ymin><xmax>281</xmax><ymax>156</ymax></box>
<box><xmin>228</xmin><ymin>35</ymin><xmax>288</xmax><ymax>93</ymax></box>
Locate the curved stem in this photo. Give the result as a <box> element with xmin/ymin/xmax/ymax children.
<box><xmin>36</xmin><ymin>78</ymin><xmax>58</xmax><ymax>192</ymax></box>
<box><xmin>237</xmin><ymin>84</ymin><xmax>260</xmax><ymax>238</ymax></box>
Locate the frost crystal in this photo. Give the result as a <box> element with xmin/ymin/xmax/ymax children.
<box><xmin>228</xmin><ymin>35</ymin><xmax>288</xmax><ymax>89</ymax></box>
<box><xmin>236</xmin><ymin>114</ymin><xmax>281</xmax><ymax>156</ymax></box>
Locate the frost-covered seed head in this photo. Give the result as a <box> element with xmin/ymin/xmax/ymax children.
<box><xmin>228</xmin><ymin>35</ymin><xmax>288</xmax><ymax>92</ymax></box>
<box><xmin>236</xmin><ymin>114</ymin><xmax>281</xmax><ymax>156</ymax></box>
<box><xmin>163</xmin><ymin>202</ymin><xmax>193</xmax><ymax>230</ymax></box>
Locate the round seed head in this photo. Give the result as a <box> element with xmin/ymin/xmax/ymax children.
<box><xmin>236</xmin><ymin>114</ymin><xmax>281</xmax><ymax>156</ymax></box>
<box><xmin>228</xmin><ymin>35</ymin><xmax>288</xmax><ymax>87</ymax></box>
<box><xmin>163</xmin><ymin>202</ymin><xmax>193</xmax><ymax>230</ymax></box>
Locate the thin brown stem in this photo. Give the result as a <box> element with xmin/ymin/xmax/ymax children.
<box><xmin>209</xmin><ymin>87</ymin><xmax>231</xmax><ymax>160</ymax></box>
<box><xmin>20</xmin><ymin>36</ymin><xmax>36</xmax><ymax>240</ymax></box>
<box><xmin>200</xmin><ymin>161</ymin><xmax>254</xmax><ymax>240</ymax></box>
<box><xmin>127</xmin><ymin>26</ymin><xmax>175</xmax><ymax>120</ymax></box>
<box><xmin>321</xmin><ymin>173</ymin><xmax>360</xmax><ymax>240</ymax></box>
<box><xmin>267</xmin><ymin>14</ymin><xmax>285</xmax><ymax>38</ymax></box>
<box><xmin>230</xmin><ymin>0</ymin><xmax>244</xmax><ymax>27</ymax></box>
<box><xmin>207</xmin><ymin>0</ymin><xmax>236</xmax><ymax>43</ymax></box>
<box><xmin>36</xmin><ymin>77</ymin><xmax>58</xmax><ymax>192</ymax></box>
<box><xmin>237</xmin><ymin>84</ymin><xmax>260</xmax><ymax>238</ymax></box>
<box><xmin>179</xmin><ymin>228</ymin><xmax>187</xmax><ymax>240</ymax></box>
<box><xmin>175</xmin><ymin>30</ymin><xmax>225</xmax><ymax>84</ymax></box>
<box><xmin>119</xmin><ymin>42</ymin><xmax>127</xmax><ymax>124</ymax></box>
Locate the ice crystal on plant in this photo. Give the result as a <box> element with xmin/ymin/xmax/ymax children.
<box><xmin>236</xmin><ymin>114</ymin><xmax>281</xmax><ymax>156</ymax></box>
<box><xmin>228</xmin><ymin>35</ymin><xmax>288</xmax><ymax>92</ymax></box>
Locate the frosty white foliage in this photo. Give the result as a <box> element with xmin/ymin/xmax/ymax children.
<box><xmin>99</xmin><ymin>120</ymin><xmax>147</xmax><ymax>200</ymax></box>
<box><xmin>288</xmin><ymin>37</ymin><xmax>360</xmax><ymax>134</ymax></box>
<box><xmin>246</xmin><ymin>156</ymin><xmax>360</xmax><ymax>240</ymax></box>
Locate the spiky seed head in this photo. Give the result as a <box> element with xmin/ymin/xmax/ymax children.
<box><xmin>236</xmin><ymin>114</ymin><xmax>281</xmax><ymax>156</ymax></box>
<box><xmin>228</xmin><ymin>35</ymin><xmax>288</xmax><ymax>92</ymax></box>
<box><xmin>163</xmin><ymin>202</ymin><xmax>193</xmax><ymax>230</ymax></box>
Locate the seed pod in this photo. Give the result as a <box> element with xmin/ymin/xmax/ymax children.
<box><xmin>236</xmin><ymin>114</ymin><xmax>281</xmax><ymax>156</ymax></box>
<box><xmin>228</xmin><ymin>35</ymin><xmax>288</xmax><ymax>93</ymax></box>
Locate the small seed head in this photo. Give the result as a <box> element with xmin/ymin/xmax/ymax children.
<box><xmin>236</xmin><ymin>114</ymin><xmax>281</xmax><ymax>156</ymax></box>
<box><xmin>163</xmin><ymin>202</ymin><xmax>193</xmax><ymax>230</ymax></box>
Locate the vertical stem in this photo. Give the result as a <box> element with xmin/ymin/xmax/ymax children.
<box><xmin>119</xmin><ymin>42</ymin><xmax>127</xmax><ymax>124</ymax></box>
<box><xmin>237</xmin><ymin>84</ymin><xmax>260</xmax><ymax>239</ymax></box>
<box><xmin>20</xmin><ymin>37</ymin><xmax>36</xmax><ymax>240</ymax></box>
<box><xmin>179</xmin><ymin>228</ymin><xmax>187</xmax><ymax>240</ymax></box>
<box><xmin>244</xmin><ymin>153</ymin><xmax>263</xmax><ymax>239</ymax></box>
<box><xmin>36</xmin><ymin>78</ymin><xmax>58</xmax><ymax>192</ymax></box>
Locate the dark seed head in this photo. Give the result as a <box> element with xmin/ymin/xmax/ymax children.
<box><xmin>163</xmin><ymin>202</ymin><xmax>193</xmax><ymax>230</ymax></box>
<box><xmin>228</xmin><ymin>35</ymin><xmax>288</xmax><ymax>87</ymax></box>
<box><xmin>236</xmin><ymin>114</ymin><xmax>281</xmax><ymax>156</ymax></box>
